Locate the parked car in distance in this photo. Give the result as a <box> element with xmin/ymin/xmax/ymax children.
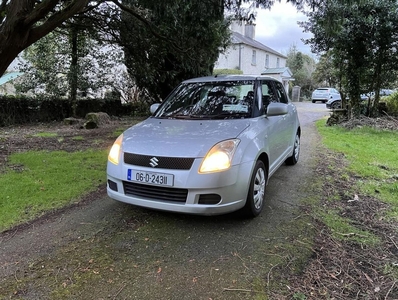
<box><xmin>107</xmin><ymin>75</ymin><xmax>301</xmax><ymax>217</ymax></box>
<box><xmin>312</xmin><ymin>87</ymin><xmax>341</xmax><ymax>104</ymax></box>
<box><xmin>380</xmin><ymin>89</ymin><xmax>394</xmax><ymax>96</ymax></box>
<box><xmin>358</xmin><ymin>89</ymin><xmax>395</xmax><ymax>101</ymax></box>
<box><xmin>327</xmin><ymin>94</ymin><xmax>369</xmax><ymax>109</ymax></box>
<box><xmin>326</xmin><ymin>88</ymin><xmax>396</xmax><ymax>109</ymax></box>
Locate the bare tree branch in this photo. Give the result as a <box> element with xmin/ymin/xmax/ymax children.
<box><xmin>0</xmin><ymin>0</ymin><xmax>93</xmax><ymax>76</ymax></box>
<box><xmin>29</xmin><ymin>0</ymin><xmax>91</xmax><ymax>45</ymax></box>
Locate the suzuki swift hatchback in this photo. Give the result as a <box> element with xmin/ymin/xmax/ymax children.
<box><xmin>107</xmin><ymin>75</ymin><xmax>301</xmax><ymax>217</ymax></box>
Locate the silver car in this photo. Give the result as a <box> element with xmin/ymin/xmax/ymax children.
<box><xmin>312</xmin><ymin>87</ymin><xmax>341</xmax><ymax>104</ymax></box>
<box><xmin>107</xmin><ymin>75</ymin><xmax>301</xmax><ymax>217</ymax></box>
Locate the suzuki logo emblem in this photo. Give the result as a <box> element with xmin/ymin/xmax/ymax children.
<box><xmin>149</xmin><ymin>157</ymin><xmax>159</xmax><ymax>168</ymax></box>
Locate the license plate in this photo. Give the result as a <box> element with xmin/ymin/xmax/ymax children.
<box><xmin>128</xmin><ymin>169</ymin><xmax>174</xmax><ymax>187</ymax></box>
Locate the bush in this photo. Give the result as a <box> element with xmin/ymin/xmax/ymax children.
<box><xmin>213</xmin><ymin>69</ymin><xmax>243</xmax><ymax>75</ymax></box>
<box><xmin>382</xmin><ymin>92</ymin><xmax>398</xmax><ymax>116</ymax></box>
<box><xmin>0</xmin><ymin>95</ymin><xmax>130</xmax><ymax>126</ymax></box>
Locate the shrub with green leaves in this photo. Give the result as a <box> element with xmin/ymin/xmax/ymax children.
<box><xmin>213</xmin><ymin>69</ymin><xmax>243</xmax><ymax>75</ymax></box>
<box><xmin>382</xmin><ymin>92</ymin><xmax>398</xmax><ymax>116</ymax></box>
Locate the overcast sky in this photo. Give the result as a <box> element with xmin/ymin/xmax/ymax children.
<box><xmin>254</xmin><ymin>1</ymin><xmax>313</xmax><ymax>56</ymax></box>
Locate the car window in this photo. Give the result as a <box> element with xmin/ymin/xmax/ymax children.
<box><xmin>154</xmin><ymin>81</ymin><xmax>256</xmax><ymax>119</ymax></box>
<box><xmin>274</xmin><ymin>81</ymin><xmax>288</xmax><ymax>104</ymax></box>
<box><xmin>260</xmin><ymin>80</ymin><xmax>277</xmax><ymax>110</ymax></box>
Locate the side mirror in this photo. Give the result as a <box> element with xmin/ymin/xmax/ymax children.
<box><xmin>267</xmin><ymin>102</ymin><xmax>288</xmax><ymax>116</ymax></box>
<box><xmin>150</xmin><ymin>103</ymin><xmax>161</xmax><ymax>114</ymax></box>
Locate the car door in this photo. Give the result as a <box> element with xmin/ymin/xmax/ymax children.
<box><xmin>259</xmin><ymin>80</ymin><xmax>286</xmax><ymax>171</ymax></box>
<box><xmin>269</xmin><ymin>81</ymin><xmax>295</xmax><ymax>170</ymax></box>
<box><xmin>331</xmin><ymin>88</ymin><xmax>341</xmax><ymax>100</ymax></box>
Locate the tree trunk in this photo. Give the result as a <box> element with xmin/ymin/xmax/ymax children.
<box><xmin>369</xmin><ymin>51</ymin><xmax>385</xmax><ymax>117</ymax></box>
<box><xmin>69</xmin><ymin>23</ymin><xmax>79</xmax><ymax>117</ymax></box>
<box><xmin>0</xmin><ymin>0</ymin><xmax>90</xmax><ymax>77</ymax></box>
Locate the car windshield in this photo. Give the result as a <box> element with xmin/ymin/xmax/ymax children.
<box><xmin>153</xmin><ymin>81</ymin><xmax>255</xmax><ymax>119</ymax></box>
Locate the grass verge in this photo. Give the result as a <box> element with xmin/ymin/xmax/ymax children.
<box><xmin>0</xmin><ymin>150</ymin><xmax>107</xmax><ymax>231</ymax></box>
<box><xmin>288</xmin><ymin>118</ymin><xmax>398</xmax><ymax>299</ymax></box>
<box><xmin>316</xmin><ymin>119</ymin><xmax>398</xmax><ymax>222</ymax></box>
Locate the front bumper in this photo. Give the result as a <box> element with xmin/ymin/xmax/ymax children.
<box><xmin>106</xmin><ymin>159</ymin><xmax>253</xmax><ymax>216</ymax></box>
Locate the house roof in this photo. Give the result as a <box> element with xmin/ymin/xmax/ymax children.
<box><xmin>262</xmin><ymin>67</ymin><xmax>294</xmax><ymax>80</ymax></box>
<box><xmin>0</xmin><ymin>72</ymin><xmax>24</xmax><ymax>86</ymax></box>
<box><xmin>232</xmin><ymin>32</ymin><xmax>287</xmax><ymax>58</ymax></box>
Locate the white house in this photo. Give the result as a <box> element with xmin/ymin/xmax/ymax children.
<box><xmin>215</xmin><ymin>21</ymin><xmax>294</xmax><ymax>92</ymax></box>
<box><xmin>0</xmin><ymin>72</ymin><xmax>24</xmax><ymax>95</ymax></box>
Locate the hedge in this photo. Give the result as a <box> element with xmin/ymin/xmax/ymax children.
<box><xmin>0</xmin><ymin>95</ymin><xmax>135</xmax><ymax>127</ymax></box>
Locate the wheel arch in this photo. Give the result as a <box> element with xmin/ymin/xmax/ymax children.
<box><xmin>257</xmin><ymin>152</ymin><xmax>269</xmax><ymax>179</ymax></box>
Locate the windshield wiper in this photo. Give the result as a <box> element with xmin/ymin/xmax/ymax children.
<box><xmin>156</xmin><ymin>114</ymin><xmax>206</xmax><ymax>119</ymax></box>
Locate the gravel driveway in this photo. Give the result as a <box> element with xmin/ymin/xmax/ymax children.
<box><xmin>0</xmin><ymin>102</ymin><xmax>330</xmax><ymax>299</ymax></box>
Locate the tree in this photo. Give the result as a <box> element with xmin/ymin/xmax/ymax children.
<box><xmin>16</xmin><ymin>16</ymin><xmax>124</xmax><ymax>116</ymax></box>
<box><xmin>312</xmin><ymin>52</ymin><xmax>339</xmax><ymax>88</ymax></box>
<box><xmin>118</xmin><ymin>0</ymin><xmax>230</xmax><ymax>101</ymax></box>
<box><xmin>1</xmin><ymin>0</ymin><xmax>361</xmax><ymax>79</ymax></box>
<box><xmin>301</xmin><ymin>0</ymin><xmax>398</xmax><ymax>117</ymax></box>
<box><xmin>0</xmin><ymin>0</ymin><xmax>93</xmax><ymax>77</ymax></box>
<box><xmin>286</xmin><ymin>44</ymin><xmax>316</xmax><ymax>99</ymax></box>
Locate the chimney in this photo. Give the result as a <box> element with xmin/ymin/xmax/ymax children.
<box><xmin>230</xmin><ymin>20</ymin><xmax>244</xmax><ymax>35</ymax></box>
<box><xmin>244</xmin><ymin>21</ymin><xmax>256</xmax><ymax>39</ymax></box>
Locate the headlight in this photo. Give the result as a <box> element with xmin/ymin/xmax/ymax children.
<box><xmin>199</xmin><ymin>139</ymin><xmax>240</xmax><ymax>173</ymax></box>
<box><xmin>108</xmin><ymin>134</ymin><xmax>123</xmax><ymax>165</ymax></box>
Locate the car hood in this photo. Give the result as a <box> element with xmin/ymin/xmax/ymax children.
<box><xmin>121</xmin><ymin>118</ymin><xmax>250</xmax><ymax>157</ymax></box>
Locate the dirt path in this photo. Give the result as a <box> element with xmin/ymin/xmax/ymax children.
<box><xmin>0</xmin><ymin>103</ymin><xmax>330</xmax><ymax>299</ymax></box>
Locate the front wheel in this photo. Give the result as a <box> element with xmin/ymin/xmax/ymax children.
<box><xmin>285</xmin><ymin>133</ymin><xmax>300</xmax><ymax>165</ymax></box>
<box><xmin>241</xmin><ymin>160</ymin><xmax>267</xmax><ymax>217</ymax></box>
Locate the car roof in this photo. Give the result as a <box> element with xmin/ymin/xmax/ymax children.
<box><xmin>182</xmin><ymin>75</ymin><xmax>280</xmax><ymax>83</ymax></box>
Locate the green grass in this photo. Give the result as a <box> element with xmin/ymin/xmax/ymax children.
<box><xmin>112</xmin><ymin>128</ymin><xmax>125</xmax><ymax>137</ymax></box>
<box><xmin>32</xmin><ymin>132</ymin><xmax>58</xmax><ymax>138</ymax></box>
<box><xmin>72</xmin><ymin>135</ymin><xmax>84</xmax><ymax>141</ymax></box>
<box><xmin>0</xmin><ymin>150</ymin><xmax>107</xmax><ymax>231</ymax></box>
<box><xmin>316</xmin><ymin>119</ymin><xmax>398</xmax><ymax>222</ymax></box>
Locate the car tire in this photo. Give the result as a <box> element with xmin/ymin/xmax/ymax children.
<box><xmin>241</xmin><ymin>160</ymin><xmax>267</xmax><ymax>217</ymax></box>
<box><xmin>312</xmin><ymin>100</ymin><xmax>315</xmax><ymax>103</ymax></box>
<box><xmin>331</xmin><ymin>101</ymin><xmax>341</xmax><ymax>109</ymax></box>
<box><xmin>285</xmin><ymin>132</ymin><xmax>300</xmax><ymax>165</ymax></box>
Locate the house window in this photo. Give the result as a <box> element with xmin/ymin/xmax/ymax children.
<box><xmin>252</xmin><ymin>50</ymin><xmax>256</xmax><ymax>65</ymax></box>
<box><xmin>276</xmin><ymin>57</ymin><xmax>280</xmax><ymax>68</ymax></box>
<box><xmin>265</xmin><ymin>54</ymin><xmax>269</xmax><ymax>68</ymax></box>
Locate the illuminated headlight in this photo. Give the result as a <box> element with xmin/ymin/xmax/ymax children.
<box><xmin>108</xmin><ymin>134</ymin><xmax>123</xmax><ymax>165</ymax></box>
<box><xmin>199</xmin><ymin>139</ymin><xmax>240</xmax><ymax>173</ymax></box>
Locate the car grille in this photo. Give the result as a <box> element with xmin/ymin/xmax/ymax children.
<box><xmin>124</xmin><ymin>153</ymin><xmax>195</xmax><ymax>170</ymax></box>
<box><xmin>123</xmin><ymin>181</ymin><xmax>188</xmax><ymax>202</ymax></box>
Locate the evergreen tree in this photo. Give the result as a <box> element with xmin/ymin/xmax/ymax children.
<box><xmin>1</xmin><ymin>0</ymin><xmax>360</xmax><ymax>78</ymax></box>
<box><xmin>286</xmin><ymin>44</ymin><xmax>316</xmax><ymax>99</ymax></box>
<box><xmin>301</xmin><ymin>0</ymin><xmax>398</xmax><ymax>117</ymax></box>
<box><xmin>118</xmin><ymin>0</ymin><xmax>230</xmax><ymax>101</ymax></box>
